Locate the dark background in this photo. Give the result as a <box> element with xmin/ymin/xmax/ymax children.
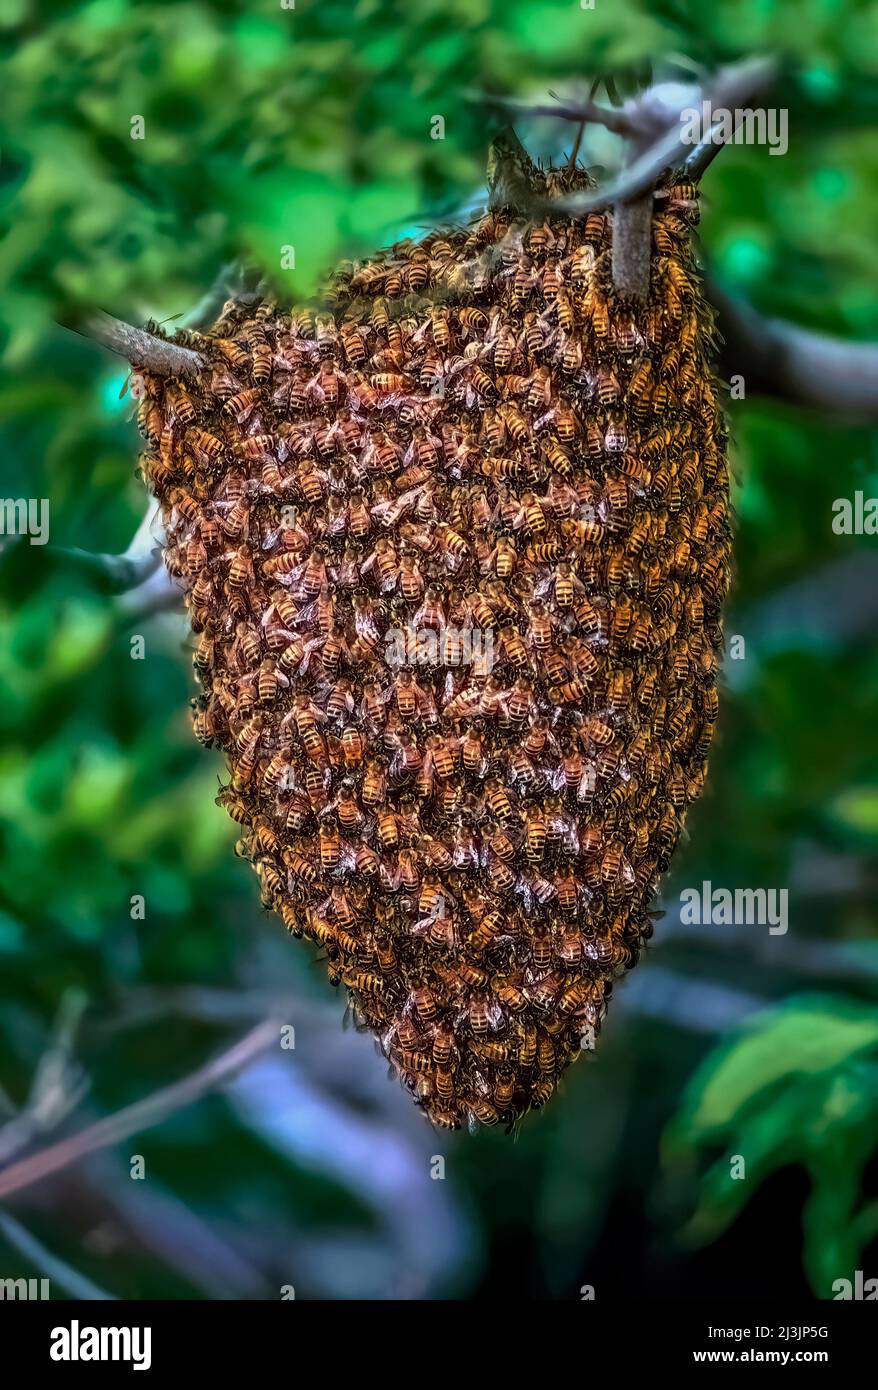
<box><xmin>1</xmin><ymin>0</ymin><xmax>876</xmax><ymax>1300</ymax></box>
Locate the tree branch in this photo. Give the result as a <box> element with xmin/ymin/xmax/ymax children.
<box><xmin>711</xmin><ymin>278</ymin><xmax>878</xmax><ymax>421</ymax></box>
<box><xmin>49</xmin><ymin>546</ymin><xmax>163</xmax><ymax>595</ymax></box>
<box><xmin>116</xmin><ymin>563</ymin><xmax>184</xmax><ymax>619</ymax></box>
<box><xmin>48</xmin><ymin>501</ymin><xmax>164</xmax><ymax>595</ymax></box>
<box><xmin>70</xmin><ymin>311</ymin><xmax>204</xmax><ymax>377</ymax></box>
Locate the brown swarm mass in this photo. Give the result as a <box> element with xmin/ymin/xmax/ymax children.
<box><xmin>135</xmin><ymin>160</ymin><xmax>731</xmax><ymax>1132</ymax></box>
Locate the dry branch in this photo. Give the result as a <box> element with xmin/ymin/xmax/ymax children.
<box><xmin>0</xmin><ymin>1019</ymin><xmax>280</xmax><ymax>1201</ymax></box>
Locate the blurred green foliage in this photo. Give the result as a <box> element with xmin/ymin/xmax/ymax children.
<box><xmin>1</xmin><ymin>0</ymin><xmax>876</xmax><ymax>1300</ymax></box>
<box><xmin>664</xmin><ymin>994</ymin><xmax>878</xmax><ymax>1295</ymax></box>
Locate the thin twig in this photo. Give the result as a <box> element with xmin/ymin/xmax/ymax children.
<box><xmin>538</xmin><ymin>55</ymin><xmax>778</xmax><ymax>217</ymax></box>
<box><xmin>0</xmin><ymin>1019</ymin><xmax>280</xmax><ymax>1201</ymax></box>
<box><xmin>567</xmin><ymin>119</ymin><xmax>587</xmax><ymax>172</ymax></box>
<box><xmin>465</xmin><ymin>89</ymin><xmax>635</xmax><ymax>136</ymax></box>
<box><xmin>0</xmin><ymin>991</ymin><xmax>90</xmax><ymax>1166</ymax></box>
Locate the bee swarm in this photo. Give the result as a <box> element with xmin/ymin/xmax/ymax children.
<box><xmin>136</xmin><ymin>159</ymin><xmax>730</xmax><ymax>1132</ymax></box>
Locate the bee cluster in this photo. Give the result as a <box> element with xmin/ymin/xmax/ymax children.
<box><xmin>136</xmin><ymin>159</ymin><xmax>730</xmax><ymax>1132</ymax></box>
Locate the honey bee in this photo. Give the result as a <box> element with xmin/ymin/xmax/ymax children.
<box><xmin>191</xmin><ymin>703</ymin><xmax>214</xmax><ymax>745</ymax></box>
<box><xmin>529</xmin><ymin>972</ymin><xmax>563</xmax><ymax>1012</ymax></box>
<box><xmin>541</xmin><ymin>436</ymin><xmax>570</xmax><ymax>478</ymax></box>
<box><xmin>411</xmin><ymin>986</ymin><xmax>438</xmax><ymax>1022</ymax></box>
<box><xmin>469</xmin><ymin>908</ymin><xmax>504</xmax><ymax>952</ymax></box>
<box><xmin>500</xmin><ymin>404</ymin><xmax>527</xmax><ymax>445</ymax></box>
<box><xmin>552</xmin><ymin>561</ymin><xmax>575</xmax><ymax>608</ymax></box>
<box><xmin>554</xmin><ymin>291</ymin><xmax>574</xmax><ymax>332</ymax></box>
<box><xmin>518</xmin><ymin>314</ymin><xmax>545</xmax><ymax>361</ymax></box>
<box><xmin>332</xmin><ymin>782</ymin><xmax>361</xmax><ymax>832</ymax></box>
<box><xmin>361</xmin><ymin>758</ymin><xmax>387</xmax><ymax>807</ymax></box>
<box><xmin>528</xmin><ymin>1078</ymin><xmax>556</xmax><ymax>1108</ymax></box>
<box><xmin>188</xmin><ymin>428</ymin><xmax>224</xmax><ymax>464</ymax></box>
<box><xmin>234</xmin><ymin>433</ymin><xmax>276</xmax><ymax>461</ymax></box>
<box><xmin>628</xmin><ymin>359</ymin><xmax>653</xmax><ymax>418</ymax></box>
<box><xmin>490</xmin><ymin>976</ymin><xmax>525</xmax><ymax>1015</ymax></box>
<box><xmin>355</xmin><ymin>842</ymin><xmax>381</xmax><ymax>877</ymax></box>
<box><xmin>470</xmin><ymin>365</ymin><xmax>497</xmax><ymax>399</ymax></box>
<box><xmin>277</xmin><ymin>901</ymin><xmax>303</xmax><ymax>938</ymax></box>
<box><xmin>256</xmin><ymin>856</ymin><xmax>285</xmax><ymax>906</ymax></box>
<box><xmin>473</xmin><ymin>1039</ymin><xmax>513</xmax><ymax>1064</ymax></box>
<box><xmin>458</xmin><ymin>960</ymin><xmax>490</xmax><ymax>990</ymax></box>
<box><xmin>248</xmin><ymin>337</ymin><xmax>272</xmax><ymax>385</ymax></box>
<box><xmin>215</xmin><ymin>338</ymin><xmax>250</xmax><ymax>371</ymax></box>
<box><xmin>527</xmin><ymin>223</ymin><xmax>554</xmax><ymax>255</ymax></box>
<box><xmin>336</xmin><ymin>320</ymin><xmax>366</xmax><ymax>365</ymax></box>
<box><xmin>485</xmin><ymin>778</ymin><xmax>514</xmax><ymax>822</ymax></box>
<box><xmin>226</xmin><ymin>548</ymin><xmax>253</xmax><ymax>595</ymax></box>
<box><xmin>535</xmin><ymin>1033</ymin><xmax>558</xmax><ymax>1075</ymax></box>
<box><xmin>466</xmin><ymin>996</ymin><xmax>496</xmax><ymax>1036</ymax></box>
<box><xmin>524</xmin><ymin>808</ymin><xmax>546</xmax><ymax>862</ymax></box>
<box><xmin>256</xmin><ymin>658</ymin><xmax>284</xmax><ymax>704</ymax></box>
<box><xmin>554</xmin><ymin>406</ymin><xmax>577</xmax><ymax>442</ymax></box>
<box><xmin>571</xmin><ymin>244</ymin><xmax>596</xmax><ymax>279</ymax></box>
<box><xmin>344</xmin><ymin>970</ymin><xmax>388</xmax><ymax>998</ymax></box>
<box><xmin>584</xmin><ymin>282</ymin><xmax>608</xmax><ymax>337</ymax></box>
<box><xmin>491</xmin><ymin>323</ymin><xmax>516</xmax><ymax>372</ymax></box>
<box><xmin>293</xmin><ymin>694</ymin><xmax>327</xmax><ymax>766</ymax></box>
<box><xmin>137</xmin><ymin>396</ymin><xmax>164</xmax><ymax>444</ymax></box>
<box><xmin>288</xmin><ymin>851</ymin><xmax>318</xmax><ymax>884</ymax></box>
<box><xmin>223</xmin><ymin>386</ymin><xmax>261</xmax><ymax>423</ymax></box>
<box><xmin>319</xmin><ymin>819</ymin><xmax>341</xmax><ymax>871</ymax></box>
<box><xmin>395</xmin><ymin>1048</ymin><xmax>432</xmax><ymax>1075</ymax></box>
<box><xmin>558</xmin><ymin>333</ymin><xmax>582</xmax><ymax>373</ymax></box>
<box><xmin>165</xmin><ymin>380</ymin><xmax>196</xmax><ymax>425</ymax></box>
<box><xmin>377</xmin><ymin>809</ymin><xmax>399</xmax><ymax>851</ymax></box>
<box><xmin>493</xmin><ymin>1072</ymin><xmax>516</xmax><ymax>1112</ymax></box>
<box><xmin>457</xmin><ymin>306</ymin><xmax>488</xmax><ymax>334</ymax></box>
<box><xmin>518</xmin><ymin>1024</ymin><xmax>537</xmax><ymax>1068</ymax></box>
